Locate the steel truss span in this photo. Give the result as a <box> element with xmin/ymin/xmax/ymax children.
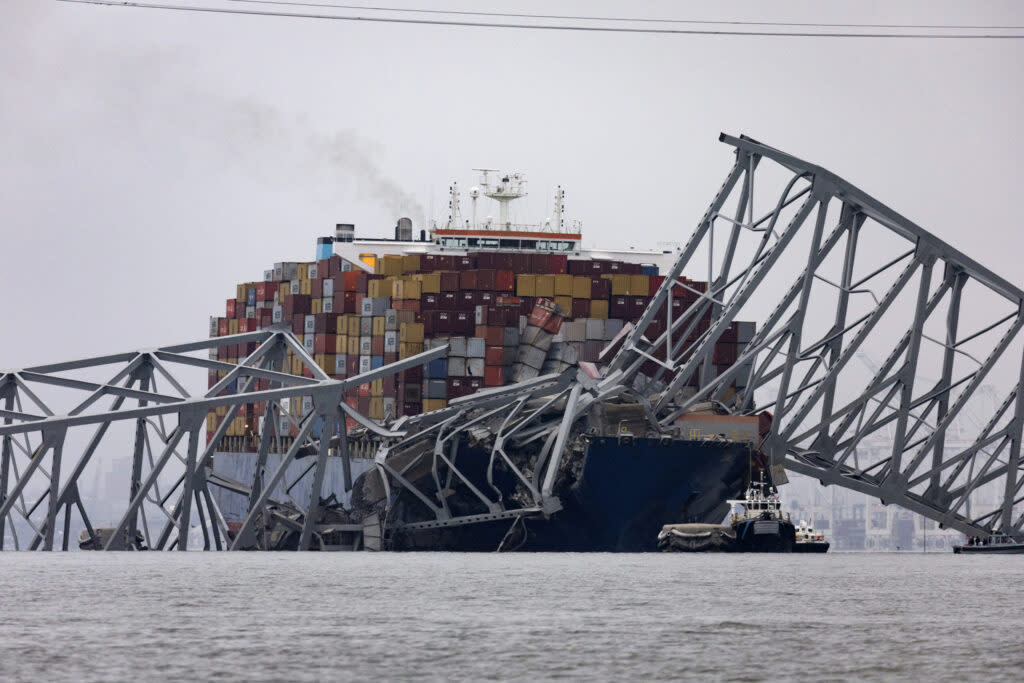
<box><xmin>1</xmin><ymin>133</ymin><xmax>1020</xmax><ymax>550</ymax></box>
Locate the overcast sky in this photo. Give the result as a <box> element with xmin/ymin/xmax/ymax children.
<box><xmin>2</xmin><ymin>0</ymin><xmax>1023</xmax><ymax>369</ymax></box>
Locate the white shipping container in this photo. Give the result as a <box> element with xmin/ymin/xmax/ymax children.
<box><xmin>359</xmin><ymin>336</ymin><xmax>372</xmax><ymax>355</ymax></box>
<box><xmin>448</xmin><ymin>336</ymin><xmax>468</xmax><ymax>357</ymax></box>
<box><xmin>604</xmin><ymin>319</ymin><xmax>625</xmax><ymax>340</ymax></box>
<box><xmin>323</xmin><ymin>278</ymin><xmax>334</xmax><ymax>297</ymax></box>
<box><xmin>208</xmin><ymin>316</ymin><xmax>219</xmax><ymax>336</ymax></box>
<box><xmin>272</xmin><ymin>305</ymin><xmax>283</xmax><ymax>323</ymax></box>
<box><xmin>447</xmin><ymin>357</ymin><xmax>466</xmax><ymax>376</ymax></box>
<box><xmin>585</xmin><ymin>318</ymin><xmax>605</xmax><ymax>341</ymax></box>
<box><xmin>308</xmin><ymin>264</ymin><xmax>319</xmax><ymax>280</ymax></box>
<box><xmin>289</xmin><ymin>280</ymin><xmax>301</xmax><ymax>295</ymax></box>
<box><xmin>302</xmin><ymin>396</ymin><xmax>314</xmax><ymax>415</ymax></box>
<box><xmin>384</xmin><ymin>331</ymin><xmax>398</xmax><ymax>353</ymax></box>
<box><xmin>264</xmin><ymin>269</ymin><xmax>274</xmax><ymax>282</ymax></box>
<box><xmin>466</xmin><ymin>358</ymin><xmax>485</xmax><ymax>377</ymax></box>
<box><xmin>303</xmin><ymin>334</ymin><xmax>315</xmax><ymax>353</ymax></box>
<box><xmin>323</xmin><ymin>297</ymin><xmax>333</xmax><ymax>313</ymax></box>
<box><xmin>466</xmin><ymin>337</ymin><xmax>486</xmax><ymax>358</ymax></box>
<box><xmin>518</xmin><ymin>344</ymin><xmax>547</xmax><ymax>370</ymax></box>
<box><xmin>385</xmin><ymin>309</ymin><xmax>398</xmax><ymax>330</ymax></box>
<box><xmin>304</xmin><ymin>315</ymin><xmax>316</xmax><ymax>334</ymax></box>
<box><xmin>359</xmin><ymin>355</ymin><xmax>372</xmax><ymax>374</ymax></box>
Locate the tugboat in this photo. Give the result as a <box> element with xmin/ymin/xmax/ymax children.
<box><xmin>953</xmin><ymin>532</ymin><xmax>1024</xmax><ymax>554</ymax></box>
<box><xmin>658</xmin><ymin>473</ymin><xmax>796</xmax><ymax>553</ymax></box>
<box><xmin>726</xmin><ymin>476</ymin><xmax>796</xmax><ymax>552</ymax></box>
<box><xmin>794</xmin><ymin>520</ymin><xmax>830</xmax><ymax>553</ymax></box>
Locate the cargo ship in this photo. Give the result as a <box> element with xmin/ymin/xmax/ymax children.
<box><xmin>207</xmin><ymin>170</ymin><xmax>765</xmax><ymax>551</ymax></box>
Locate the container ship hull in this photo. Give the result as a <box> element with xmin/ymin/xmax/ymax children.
<box><xmin>381</xmin><ymin>437</ymin><xmax>752</xmax><ymax>552</ymax></box>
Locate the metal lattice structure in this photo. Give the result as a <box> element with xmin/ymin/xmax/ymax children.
<box><xmin>2</xmin><ymin>133</ymin><xmax>1021</xmax><ymax>550</ymax></box>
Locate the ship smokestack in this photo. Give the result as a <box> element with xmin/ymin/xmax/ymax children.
<box><xmin>335</xmin><ymin>223</ymin><xmax>355</xmax><ymax>243</ymax></box>
<box><xmin>395</xmin><ymin>217</ymin><xmax>413</xmax><ymax>241</ymax></box>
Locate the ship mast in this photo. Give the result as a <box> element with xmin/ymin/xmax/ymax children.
<box><xmin>476</xmin><ymin>168</ymin><xmax>527</xmax><ymax>230</ymax></box>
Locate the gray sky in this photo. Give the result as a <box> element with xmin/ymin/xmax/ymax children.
<box><xmin>2</xmin><ymin>0</ymin><xmax>1023</xmax><ymax>369</ymax></box>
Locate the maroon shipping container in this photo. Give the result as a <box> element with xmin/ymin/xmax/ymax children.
<box><xmin>440</xmin><ymin>292</ymin><xmax>458</xmax><ymax>310</ymax></box>
<box><xmin>519</xmin><ymin>296</ymin><xmax>535</xmax><ymax>317</ymax></box>
<box><xmin>291</xmin><ymin>315</ymin><xmax>305</xmax><ymax>335</ymax></box>
<box><xmin>648</xmin><ymin>275</ymin><xmax>666</xmax><ymax>296</ymax></box>
<box><xmin>421</xmin><ymin>293</ymin><xmax>440</xmax><ymax>310</ymax></box>
<box><xmin>258</xmin><ymin>310</ymin><xmax>273</xmax><ymax>328</ymax></box>
<box><xmin>629</xmin><ymin>296</ymin><xmax>650</xmax><ymax>318</ymax></box>
<box><xmin>383</xmin><ymin>352</ymin><xmax>398</xmax><ymax>365</ymax></box>
<box><xmin>255</xmin><ymin>281</ymin><xmax>278</xmax><ymax>302</ymax></box>
<box><xmin>590</xmin><ymin>277</ymin><xmax>610</xmax><ymax>299</ymax></box>
<box><xmin>423</xmin><ymin>310</ymin><xmax>452</xmax><ymax>335</ymax></box>
<box><xmin>610</xmin><ymin>296</ymin><xmax>629</xmax><ymax>319</ymax></box>
<box><xmin>510</xmin><ymin>253</ymin><xmax>531</xmax><ymax>273</ymax></box>
<box><xmin>346</xmin><ymin>356</ymin><xmax>359</xmax><ymax>376</ymax></box>
<box><xmin>281</xmin><ymin>294</ymin><xmax>312</xmax><ymax>318</ymax></box>
<box><xmin>317</xmin><ymin>255</ymin><xmax>343</xmax><ymax>277</ymax></box>
<box><xmin>549</xmin><ymin>254</ymin><xmax>568</xmax><ymax>274</ymax></box>
<box><xmin>401</xmin><ymin>366</ymin><xmax>423</xmax><ymax>383</ymax></box>
<box><xmin>421</xmin><ymin>254</ymin><xmax>439</xmax><ymax>272</ymax></box>
<box><xmin>475</xmin><ymin>291</ymin><xmax>495</xmax><ymax>307</ymax></box>
<box><xmin>455</xmin><ymin>255</ymin><xmax>476</xmax><ymax>270</ymax></box>
<box><xmin>571</xmin><ymin>299</ymin><xmax>590</xmax><ymax>318</ymax></box>
<box><xmin>439</xmin><ymin>271</ymin><xmax>460</xmax><ymax>291</ymax></box>
<box><xmin>314</xmin><ymin>313</ymin><xmax>337</xmax><ymax>334</ymax></box>
<box><xmin>218</xmin><ymin>319</ymin><xmax>230</xmax><ymax>336</ymax></box>
<box><xmin>531</xmin><ymin>253</ymin><xmax>550</xmax><ymax>274</ymax></box>
<box><xmin>453</xmin><ymin>311</ymin><xmax>475</xmax><ymax>335</ymax></box>
<box><xmin>495</xmin><ymin>269</ymin><xmax>515</xmax><ymax>292</ymax></box>
<box><xmin>313</xmin><ymin>334</ymin><xmax>335</xmax><ymax>354</ymax></box>
<box><xmin>581</xmin><ymin>340</ymin><xmax>604</xmax><ymax>362</ymax></box>
<box><xmin>476</xmin><ymin>269</ymin><xmax>496</xmax><ymax>290</ymax></box>
<box><xmin>371</xmin><ymin>336</ymin><xmax>384</xmax><ymax>356</ymax></box>
<box><xmin>460</xmin><ymin>270</ymin><xmax>478</xmax><ymax>290</ymax></box>
<box><xmin>402</xmin><ymin>401</ymin><xmax>422</xmax><ymax>415</ymax></box>
<box><xmin>458</xmin><ymin>291</ymin><xmax>475</xmax><ymax>311</ymax></box>
<box><xmin>713</xmin><ymin>342</ymin><xmax>739</xmax><ymax>365</ymax></box>
<box><xmin>437</xmin><ymin>255</ymin><xmax>456</xmax><ymax>270</ymax></box>
<box><xmin>484</xmin><ymin>326</ymin><xmax>504</xmax><ymax>346</ymax></box>
<box><xmin>568</xmin><ymin>260</ymin><xmax>588</xmax><ymax>276</ymax></box>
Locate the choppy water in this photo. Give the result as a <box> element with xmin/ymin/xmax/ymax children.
<box><xmin>0</xmin><ymin>552</ymin><xmax>1020</xmax><ymax>681</ymax></box>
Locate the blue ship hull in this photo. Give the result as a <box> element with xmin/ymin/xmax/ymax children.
<box><xmin>390</xmin><ymin>436</ymin><xmax>753</xmax><ymax>552</ymax></box>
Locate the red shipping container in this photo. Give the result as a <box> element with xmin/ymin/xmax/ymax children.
<box><xmin>218</xmin><ymin>319</ymin><xmax>230</xmax><ymax>336</ymax></box>
<box><xmin>237</xmin><ymin>318</ymin><xmax>251</xmax><ymax>333</ymax></box>
<box><xmin>371</xmin><ymin>336</ymin><xmax>384</xmax><ymax>355</ymax></box>
<box><xmin>549</xmin><ymin>254</ymin><xmax>568</xmax><ymax>274</ymax></box>
<box><xmin>484</xmin><ymin>326</ymin><xmax>505</xmax><ymax>346</ymax></box>
<box><xmin>343</xmin><ymin>271</ymin><xmax>368</xmax><ymax>293</ymax></box>
<box><xmin>648</xmin><ymin>275</ymin><xmax>666</xmax><ymax>296</ymax></box>
<box><xmin>484</xmin><ymin>366</ymin><xmax>504</xmax><ymax>387</ymax></box>
<box><xmin>291</xmin><ymin>315</ymin><xmax>305</xmax><ymax>335</ymax></box>
<box><xmin>313</xmin><ymin>334</ymin><xmax>335</xmax><ymax>354</ymax></box>
<box><xmin>256</xmin><ymin>281</ymin><xmax>278</xmax><ymax>302</ymax></box>
<box><xmin>571</xmin><ymin>299</ymin><xmax>590</xmax><ymax>318</ymax></box>
<box><xmin>460</xmin><ymin>270</ymin><xmax>478</xmax><ymax>290</ymax></box>
<box><xmin>226</xmin><ymin>299</ymin><xmax>237</xmax><ymax>318</ymax></box>
<box><xmin>495</xmin><ymin>270</ymin><xmax>515</xmax><ymax>292</ymax></box>
<box><xmin>311</xmin><ymin>278</ymin><xmax>322</xmax><ymax>298</ymax></box>
<box><xmin>485</xmin><ymin>346</ymin><xmax>504</xmax><ymax>366</ymax></box>
<box><xmin>476</xmin><ymin>269</ymin><xmax>496</xmax><ymax>290</ymax></box>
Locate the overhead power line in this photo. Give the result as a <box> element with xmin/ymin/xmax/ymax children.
<box><xmin>58</xmin><ymin>0</ymin><xmax>1024</xmax><ymax>38</ymax></box>
<box><xmin>226</xmin><ymin>0</ymin><xmax>1024</xmax><ymax>32</ymax></box>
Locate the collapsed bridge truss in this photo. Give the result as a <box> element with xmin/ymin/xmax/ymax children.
<box><xmin>1</xmin><ymin>133</ymin><xmax>1021</xmax><ymax>550</ymax></box>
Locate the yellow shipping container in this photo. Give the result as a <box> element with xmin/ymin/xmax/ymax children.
<box><xmin>554</xmin><ymin>296</ymin><xmax>573</xmax><ymax>315</ymax></box>
<box><xmin>602</xmin><ymin>273</ymin><xmax>629</xmax><ymax>296</ymax></box>
<box><xmin>629</xmin><ymin>274</ymin><xmax>650</xmax><ymax>296</ymax></box>
<box><xmin>236</xmin><ymin>283</ymin><xmax>246</xmax><ymax>301</ymax></box>
<box><xmin>336</xmin><ymin>335</ymin><xmax>348</xmax><ymax>354</ymax></box>
<box><xmin>368</xmin><ymin>398</ymin><xmax>384</xmax><ymax>420</ymax></box>
<box><xmin>378</xmin><ymin>254</ymin><xmax>404</xmax><ymax>276</ymax></box>
<box><xmin>228</xmin><ymin>319</ymin><xmax>239</xmax><ymax>335</ymax></box>
<box><xmin>314</xmin><ymin>354</ymin><xmax>336</xmax><ymax>373</ymax></box>
<box><xmin>399</xmin><ymin>342</ymin><xmax>423</xmax><ymax>359</ymax></box>
<box><xmin>402</xmin><ymin>254</ymin><xmax>421</xmax><ymax>274</ymax></box>
<box><xmin>400</xmin><ymin>322</ymin><xmax>425</xmax><ymax>343</ymax></box>
<box><xmin>312</xmin><ymin>298</ymin><xmax>322</xmax><ymax>314</ymax></box>
<box><xmin>516</xmin><ymin>274</ymin><xmax>536</xmax><ymax>297</ymax></box>
<box><xmin>206</xmin><ymin>414</ymin><xmax>217</xmax><ymax>433</ymax></box>
<box><xmin>572</xmin><ymin>276</ymin><xmax>591</xmax><ymax>299</ymax></box>
<box><xmin>346</xmin><ymin>315</ymin><xmax>361</xmax><ymax>337</ymax></box>
<box><xmin>400</xmin><ymin>278</ymin><xmax>422</xmax><ymax>300</ymax></box>
<box><xmin>372</xmin><ymin>316</ymin><xmax>386</xmax><ymax>336</ymax></box>
<box><xmin>416</xmin><ymin>272</ymin><xmax>441</xmax><ymax>294</ymax></box>
<box><xmin>535</xmin><ymin>275</ymin><xmax>555</xmax><ymax>298</ymax></box>
<box><xmin>590</xmin><ymin>299</ymin><xmax>609</xmax><ymax>319</ymax></box>
<box><xmin>370</xmin><ymin>378</ymin><xmax>385</xmax><ymax>397</ymax></box>
<box><xmin>300</xmin><ymin>278</ymin><xmax>312</xmax><ymax>296</ymax></box>
<box><xmin>554</xmin><ymin>274</ymin><xmax>573</xmax><ymax>297</ymax></box>
<box><xmin>347</xmin><ymin>336</ymin><xmax>360</xmax><ymax>356</ymax></box>
<box><xmin>422</xmin><ymin>398</ymin><xmax>448</xmax><ymax>412</ymax></box>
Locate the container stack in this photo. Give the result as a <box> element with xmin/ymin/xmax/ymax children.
<box><xmin>207</xmin><ymin>246</ymin><xmax>757</xmax><ymax>453</ymax></box>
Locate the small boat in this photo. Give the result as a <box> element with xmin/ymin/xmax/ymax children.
<box><xmin>794</xmin><ymin>519</ymin><xmax>830</xmax><ymax>553</ymax></box>
<box><xmin>953</xmin><ymin>532</ymin><xmax>1024</xmax><ymax>554</ymax></box>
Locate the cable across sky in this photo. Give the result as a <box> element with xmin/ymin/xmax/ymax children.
<box><xmin>58</xmin><ymin>0</ymin><xmax>1024</xmax><ymax>39</ymax></box>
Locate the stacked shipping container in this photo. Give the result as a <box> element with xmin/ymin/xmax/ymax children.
<box><xmin>208</xmin><ymin>250</ymin><xmax>755</xmax><ymax>452</ymax></box>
